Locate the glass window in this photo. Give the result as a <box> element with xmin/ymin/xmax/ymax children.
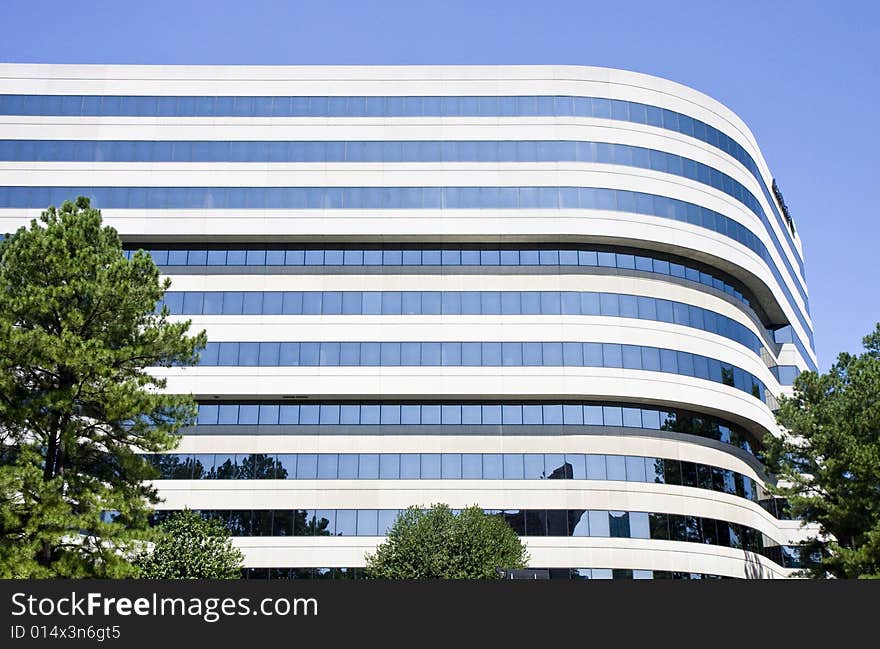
<box><xmin>461</xmin><ymin>344</ymin><xmax>481</xmax><ymax>368</ymax></box>
<box><xmin>238</xmin><ymin>404</ymin><xmax>259</xmax><ymax>425</ymax></box>
<box><xmin>625</xmin><ymin>456</ymin><xmax>647</xmax><ymax>482</ymax></box>
<box><xmin>315</xmin><ymin>509</ymin><xmax>336</xmax><ymax>536</ymax></box>
<box><xmin>649</xmin><ymin>513</ymin><xmax>670</xmax><ymax>540</ymax></box>
<box><xmin>441</xmin><ymin>404</ymin><xmax>461</xmax><ymax>424</ymax></box>
<box><xmin>602</xmin><ymin>406</ymin><xmax>623</xmax><ymax>427</ymax></box>
<box><xmin>400</xmin><ymin>405</ymin><xmax>420</xmax><ymax>425</ymax></box>
<box><xmin>501</xmin><ymin>342</ymin><xmax>523</xmax><ymax>366</ymax></box>
<box><xmin>421</xmin><ymin>454</ymin><xmax>441</xmax><ymax>479</ymax></box>
<box><xmin>504</xmin><ymin>510</ymin><xmax>526</xmax><ymax>536</ymax></box>
<box><xmin>568</xmin><ymin>510</ymin><xmax>589</xmax><ymax>536</ymax></box>
<box><xmin>586</xmin><ymin>454</ymin><xmax>607</xmax><ymax>480</ymax></box>
<box><xmin>588</xmin><ymin>510</ymin><xmax>610</xmax><ymax>537</ymax></box>
<box><xmin>279</xmin><ymin>405</ymin><xmax>299</xmax><ymax>425</ymax></box>
<box><xmin>697</xmin><ymin>464</ymin><xmax>713</xmax><ymax>490</ymax></box>
<box><xmin>542</xmin><ymin>404</ymin><xmax>563</xmax><ymax>424</ymax></box>
<box><xmin>379</xmin><ymin>454</ymin><xmax>400</xmax><ymax>479</ymax></box>
<box><xmin>441</xmin><ymin>454</ymin><xmax>462</xmax><ymax>479</ymax></box>
<box><xmin>645</xmin><ymin>457</ymin><xmax>665</xmax><ymax>484</ymax></box>
<box><xmin>641</xmin><ymin>408</ymin><xmax>661</xmax><ymax>429</ymax></box>
<box><xmin>336</xmin><ymin>510</ymin><xmax>357</xmax><ymax>536</ymax></box>
<box><xmin>380</xmin><ymin>404</ymin><xmax>400</xmax><ymax>424</ymax></box>
<box><xmin>400</xmin><ymin>454</ymin><xmax>420</xmax><ymax>479</ymax></box>
<box><xmin>198</xmin><ymin>404</ymin><xmax>219</xmax><ymax>425</ymax></box>
<box><xmin>503</xmin><ymin>454</ymin><xmax>524</xmax><ymax>480</ymax></box>
<box><xmin>212</xmin><ymin>454</ymin><xmax>238</xmax><ymax>479</ymax></box>
<box><xmin>523</xmin><ymin>454</ymin><xmax>545</xmax><ymax>479</ymax></box>
<box><xmin>562</xmin><ymin>404</ymin><xmax>583</xmax><ymax>425</ymax></box>
<box><xmin>606</xmin><ymin>455</ymin><xmax>627</xmax><ymax>481</ymax></box>
<box><xmin>543</xmin><ymin>454</ymin><xmax>568</xmax><ymax>479</ymax></box>
<box><xmin>525</xmin><ymin>510</ymin><xmax>548</xmax><ymax>536</ymax></box>
<box><xmin>481</xmin><ymin>404</ymin><xmax>501</xmax><ymax>424</ymax></box>
<box><xmin>630</xmin><ymin>512</ymin><xmax>650</xmax><ymax>539</ymax></box>
<box><xmin>681</xmin><ymin>461</ymin><xmax>699</xmax><ymax>488</ymax></box>
<box><xmin>542</xmin><ymin>342</ymin><xmax>563</xmax><ymax>365</ymax></box>
<box><xmin>317</xmin><ymin>455</ymin><xmax>338</xmax><ymax>479</ymax></box>
<box><xmin>560</xmin><ymin>454</ymin><xmax>584</xmax><ymax>480</ymax></box>
<box><xmin>547</xmin><ymin>510</ymin><xmax>568</xmax><ymax>536</ymax></box>
<box><xmin>521</xmin><ymin>404</ymin><xmax>541</xmax><ymax>425</ymax></box>
<box><xmin>297</xmin><ymin>454</ymin><xmax>318</xmax><ymax>479</ymax></box>
<box><xmin>621</xmin><ymin>345</ymin><xmax>642</xmax><ymax>370</ymax></box>
<box><xmin>320</xmin><ymin>453</ymin><xmax>344</xmax><ymax>480</ymax></box>
<box><xmin>621</xmin><ymin>407</ymin><xmax>642</xmax><ymax>428</ymax></box>
<box><xmin>299</xmin><ymin>405</ymin><xmax>319</xmax><ymax>424</ymax></box>
<box><xmin>378</xmin><ymin>510</ymin><xmax>398</xmax><ymax>535</ymax></box>
<box><xmin>319</xmin><ymin>404</ymin><xmax>340</xmax><ymax>425</ymax></box>
<box><xmin>581</xmin><ymin>405</ymin><xmax>601</xmax><ymax>426</ymax></box>
<box><xmin>359</xmin><ymin>454</ymin><xmax>379</xmax><ymax>479</ymax></box>
<box><xmin>462</xmin><ymin>454</ymin><xmax>482</xmax><ymax>479</ymax></box>
<box><xmin>483</xmin><ymin>454</ymin><xmax>503</xmax><ymax>479</ymax></box>
<box><xmin>609</xmin><ymin>511</ymin><xmax>631</xmax><ymax>538</ymax></box>
<box><xmin>602</xmin><ymin>343</ymin><xmax>623</xmax><ymax>368</ymax></box>
<box><xmin>258</xmin><ymin>404</ymin><xmax>279</xmax><ymax>425</ymax></box>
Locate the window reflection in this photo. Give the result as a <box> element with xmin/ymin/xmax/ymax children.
<box><xmin>189</xmin><ymin>401</ymin><xmax>760</xmax><ymax>454</ymax></box>
<box><xmin>154</xmin><ymin>507</ymin><xmax>796</xmax><ymax>566</ymax></box>
<box><xmin>146</xmin><ymin>451</ymin><xmax>765</xmax><ymax>505</ymax></box>
<box><xmin>187</xmin><ymin>339</ymin><xmax>771</xmax><ymax>401</ymax></box>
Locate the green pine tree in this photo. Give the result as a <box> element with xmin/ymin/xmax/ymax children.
<box><xmin>0</xmin><ymin>197</ymin><xmax>206</xmax><ymax>578</ymax></box>
<box><xmin>763</xmin><ymin>323</ymin><xmax>880</xmax><ymax>578</ymax></box>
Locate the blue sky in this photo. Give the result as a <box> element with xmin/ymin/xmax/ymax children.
<box><xmin>1</xmin><ymin>0</ymin><xmax>877</xmax><ymax>370</ymax></box>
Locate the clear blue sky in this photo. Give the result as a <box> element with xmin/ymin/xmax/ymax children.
<box><xmin>2</xmin><ymin>0</ymin><xmax>877</xmax><ymax>370</ymax></box>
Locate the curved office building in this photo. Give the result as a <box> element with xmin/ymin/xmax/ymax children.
<box><xmin>0</xmin><ymin>65</ymin><xmax>815</xmax><ymax>578</ymax></box>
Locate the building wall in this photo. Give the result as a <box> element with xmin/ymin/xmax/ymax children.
<box><xmin>0</xmin><ymin>65</ymin><xmax>815</xmax><ymax>578</ymax></box>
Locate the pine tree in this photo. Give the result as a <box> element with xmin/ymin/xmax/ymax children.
<box><xmin>0</xmin><ymin>197</ymin><xmax>206</xmax><ymax>577</ymax></box>
<box><xmin>764</xmin><ymin>324</ymin><xmax>880</xmax><ymax>578</ymax></box>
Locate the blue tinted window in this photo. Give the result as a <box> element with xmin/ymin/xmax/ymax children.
<box><xmin>459</xmin><ymin>454</ymin><xmax>481</xmax><ymax>479</ymax></box>
<box><xmin>503</xmin><ymin>454</ymin><xmax>524</xmax><ymax>480</ymax></box>
<box><xmin>606</xmin><ymin>456</ymin><xmax>627</xmax><ymax>480</ymax></box>
<box><xmin>625</xmin><ymin>456</ymin><xmax>647</xmax><ymax>482</ymax></box>
<box><xmin>566</xmin><ymin>454</ymin><xmax>586</xmax><ymax>479</ymax></box>
<box><xmin>297</xmin><ymin>455</ymin><xmax>318</xmax><ymax>479</ymax></box>
<box><xmin>523</xmin><ymin>454</ymin><xmax>545</xmax><ymax>479</ymax></box>
<box><xmin>483</xmin><ymin>454</ymin><xmax>503</xmax><ymax>479</ymax></box>
<box><xmin>589</xmin><ymin>510</ymin><xmax>610</xmax><ymax>536</ymax></box>
<box><xmin>399</xmin><ymin>454</ymin><xmax>419</xmax><ymax>479</ymax></box>
<box><xmin>317</xmin><ymin>455</ymin><xmax>338</xmax><ymax>479</ymax></box>
<box><xmin>586</xmin><ymin>455</ymin><xmax>606</xmax><ymax>480</ymax></box>
<box><xmin>441</xmin><ymin>454</ymin><xmax>462</xmax><ymax>479</ymax></box>
<box><xmin>356</xmin><ymin>510</ymin><xmax>378</xmax><ymax>536</ymax></box>
<box><xmin>379</xmin><ymin>454</ymin><xmax>400</xmax><ymax>479</ymax></box>
<box><xmin>359</xmin><ymin>454</ymin><xmax>380</xmax><ymax>479</ymax></box>
<box><xmin>421</xmin><ymin>454</ymin><xmax>441</xmax><ymax>479</ymax></box>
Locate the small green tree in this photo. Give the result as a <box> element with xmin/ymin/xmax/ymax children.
<box><xmin>763</xmin><ymin>323</ymin><xmax>880</xmax><ymax>578</ymax></box>
<box><xmin>0</xmin><ymin>197</ymin><xmax>206</xmax><ymax>578</ymax></box>
<box><xmin>135</xmin><ymin>510</ymin><xmax>243</xmax><ymax>579</ymax></box>
<box><xmin>365</xmin><ymin>504</ymin><xmax>529</xmax><ymax>579</ymax></box>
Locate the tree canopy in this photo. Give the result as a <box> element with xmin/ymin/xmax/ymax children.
<box><xmin>135</xmin><ymin>510</ymin><xmax>243</xmax><ymax>579</ymax></box>
<box><xmin>365</xmin><ymin>504</ymin><xmax>529</xmax><ymax>579</ymax></box>
<box><xmin>0</xmin><ymin>197</ymin><xmax>205</xmax><ymax>577</ymax></box>
<box><xmin>764</xmin><ymin>323</ymin><xmax>880</xmax><ymax>578</ymax></box>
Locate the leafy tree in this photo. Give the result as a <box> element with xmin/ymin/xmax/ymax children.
<box><xmin>0</xmin><ymin>197</ymin><xmax>206</xmax><ymax>578</ymax></box>
<box><xmin>365</xmin><ymin>504</ymin><xmax>529</xmax><ymax>579</ymax></box>
<box><xmin>135</xmin><ymin>509</ymin><xmax>243</xmax><ymax>579</ymax></box>
<box><xmin>763</xmin><ymin>324</ymin><xmax>880</xmax><ymax>578</ymax></box>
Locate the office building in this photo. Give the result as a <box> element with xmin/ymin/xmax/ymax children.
<box><xmin>0</xmin><ymin>65</ymin><xmax>815</xmax><ymax>578</ymax></box>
